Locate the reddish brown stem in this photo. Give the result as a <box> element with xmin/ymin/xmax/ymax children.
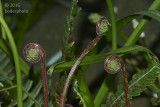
<box><xmin>40</xmin><ymin>47</ymin><xmax>49</xmax><ymax>107</ymax></box>
<box><xmin>60</xmin><ymin>36</ymin><xmax>101</xmax><ymax>107</ymax></box>
<box><xmin>121</xmin><ymin>62</ymin><xmax>130</xmax><ymax>107</ymax></box>
<box><xmin>23</xmin><ymin>43</ymin><xmax>49</xmax><ymax>107</ymax></box>
<box><xmin>60</xmin><ymin>16</ymin><xmax>108</xmax><ymax>107</ymax></box>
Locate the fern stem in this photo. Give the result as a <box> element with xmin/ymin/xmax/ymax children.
<box><xmin>121</xmin><ymin>66</ymin><xmax>130</xmax><ymax>107</ymax></box>
<box><xmin>106</xmin><ymin>0</ymin><xmax>117</xmax><ymax>50</ymax></box>
<box><xmin>60</xmin><ymin>16</ymin><xmax>109</xmax><ymax>107</ymax></box>
<box><xmin>41</xmin><ymin>46</ymin><xmax>49</xmax><ymax>107</ymax></box>
<box><xmin>0</xmin><ymin>16</ymin><xmax>23</xmax><ymax>107</ymax></box>
<box><xmin>60</xmin><ymin>35</ymin><xmax>101</xmax><ymax>107</ymax></box>
<box><xmin>23</xmin><ymin>43</ymin><xmax>49</xmax><ymax>107</ymax></box>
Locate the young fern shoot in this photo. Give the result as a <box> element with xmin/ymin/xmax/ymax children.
<box><xmin>60</xmin><ymin>16</ymin><xmax>110</xmax><ymax>107</ymax></box>
<box><xmin>104</xmin><ymin>55</ymin><xmax>130</xmax><ymax>107</ymax></box>
<box><xmin>23</xmin><ymin>43</ymin><xmax>49</xmax><ymax>107</ymax></box>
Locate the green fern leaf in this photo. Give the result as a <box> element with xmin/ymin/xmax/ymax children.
<box><xmin>8</xmin><ymin>80</ymin><xmax>51</xmax><ymax>107</ymax></box>
<box><xmin>104</xmin><ymin>60</ymin><xmax>160</xmax><ymax>107</ymax></box>
<box><xmin>23</xmin><ymin>80</ymin><xmax>53</xmax><ymax>107</ymax></box>
<box><xmin>63</xmin><ymin>0</ymin><xmax>81</xmax><ymax>61</ymax></box>
<box><xmin>23</xmin><ymin>80</ymin><xmax>43</xmax><ymax>107</ymax></box>
<box><xmin>73</xmin><ymin>80</ymin><xmax>87</xmax><ymax>107</ymax></box>
<box><xmin>0</xmin><ymin>48</ymin><xmax>14</xmax><ymax>86</ymax></box>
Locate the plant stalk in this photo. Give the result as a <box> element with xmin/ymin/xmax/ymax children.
<box><xmin>106</xmin><ymin>0</ymin><xmax>117</xmax><ymax>50</ymax></box>
<box><xmin>60</xmin><ymin>35</ymin><xmax>101</xmax><ymax>107</ymax></box>
<box><xmin>76</xmin><ymin>69</ymin><xmax>94</xmax><ymax>107</ymax></box>
<box><xmin>121</xmin><ymin>64</ymin><xmax>130</xmax><ymax>107</ymax></box>
<box><xmin>0</xmin><ymin>0</ymin><xmax>6</xmax><ymax>39</ymax></box>
<box><xmin>0</xmin><ymin>16</ymin><xmax>23</xmax><ymax>107</ymax></box>
<box><xmin>40</xmin><ymin>46</ymin><xmax>49</xmax><ymax>107</ymax></box>
<box><xmin>104</xmin><ymin>55</ymin><xmax>130</xmax><ymax>107</ymax></box>
<box><xmin>23</xmin><ymin>43</ymin><xmax>49</xmax><ymax>107</ymax></box>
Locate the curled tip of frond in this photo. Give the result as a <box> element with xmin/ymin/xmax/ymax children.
<box><xmin>23</xmin><ymin>43</ymin><xmax>42</xmax><ymax>63</ymax></box>
<box><xmin>96</xmin><ymin>16</ymin><xmax>110</xmax><ymax>36</ymax></box>
<box><xmin>104</xmin><ymin>55</ymin><xmax>122</xmax><ymax>74</ymax></box>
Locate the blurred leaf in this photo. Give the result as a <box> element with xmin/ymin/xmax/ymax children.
<box><xmin>15</xmin><ymin>0</ymin><xmax>54</xmax><ymax>49</ymax></box>
<box><xmin>48</xmin><ymin>45</ymin><xmax>154</xmax><ymax>74</ymax></box>
<box><xmin>9</xmin><ymin>80</ymin><xmax>42</xmax><ymax>107</ymax></box>
<box><xmin>0</xmin><ymin>48</ymin><xmax>14</xmax><ymax>86</ymax></box>
<box><xmin>0</xmin><ymin>82</ymin><xmax>4</xmax><ymax>87</ymax></box>
<box><xmin>134</xmin><ymin>10</ymin><xmax>160</xmax><ymax>22</ymax></box>
<box><xmin>0</xmin><ymin>37</ymin><xmax>29</xmax><ymax>75</ymax></box>
<box><xmin>0</xmin><ymin>37</ymin><xmax>11</xmax><ymax>55</ymax></box>
<box><xmin>19</xmin><ymin>57</ymin><xmax>29</xmax><ymax>75</ymax></box>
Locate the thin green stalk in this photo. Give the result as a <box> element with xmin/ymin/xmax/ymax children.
<box><xmin>0</xmin><ymin>36</ymin><xmax>29</xmax><ymax>75</ymax></box>
<box><xmin>106</xmin><ymin>0</ymin><xmax>117</xmax><ymax>50</ymax></box>
<box><xmin>94</xmin><ymin>74</ymin><xmax>115</xmax><ymax>107</ymax></box>
<box><xmin>124</xmin><ymin>0</ymin><xmax>160</xmax><ymax>46</ymax></box>
<box><xmin>94</xmin><ymin>0</ymin><xmax>160</xmax><ymax>106</ymax></box>
<box><xmin>76</xmin><ymin>69</ymin><xmax>94</xmax><ymax>107</ymax></box>
<box><xmin>0</xmin><ymin>0</ymin><xmax>6</xmax><ymax>39</ymax></box>
<box><xmin>94</xmin><ymin>0</ymin><xmax>117</xmax><ymax>106</ymax></box>
<box><xmin>0</xmin><ymin>16</ymin><xmax>23</xmax><ymax>107</ymax></box>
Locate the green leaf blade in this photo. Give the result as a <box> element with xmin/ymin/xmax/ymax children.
<box><xmin>48</xmin><ymin>45</ymin><xmax>154</xmax><ymax>74</ymax></box>
<box><xmin>134</xmin><ymin>10</ymin><xmax>160</xmax><ymax>22</ymax></box>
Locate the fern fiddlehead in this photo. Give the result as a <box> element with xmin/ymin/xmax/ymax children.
<box><xmin>60</xmin><ymin>16</ymin><xmax>109</xmax><ymax>107</ymax></box>
<box><xmin>104</xmin><ymin>55</ymin><xmax>130</xmax><ymax>107</ymax></box>
<box><xmin>23</xmin><ymin>43</ymin><xmax>48</xmax><ymax>107</ymax></box>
